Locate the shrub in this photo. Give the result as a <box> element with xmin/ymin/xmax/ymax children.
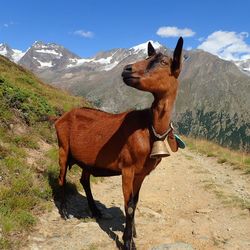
<box><xmin>0</xmin><ymin>79</ymin><xmax>56</xmax><ymax>124</ymax></box>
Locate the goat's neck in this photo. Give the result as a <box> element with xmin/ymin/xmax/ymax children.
<box><xmin>151</xmin><ymin>94</ymin><xmax>175</xmax><ymax>136</ymax></box>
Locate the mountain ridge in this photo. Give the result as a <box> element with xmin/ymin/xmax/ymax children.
<box><xmin>0</xmin><ymin>41</ymin><xmax>249</xmax><ymax>151</ymax></box>
<box><xmin>1</xmin><ymin>40</ymin><xmax>250</xmax><ymax>74</ymax></box>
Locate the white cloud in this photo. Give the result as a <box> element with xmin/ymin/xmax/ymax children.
<box><xmin>73</xmin><ymin>30</ymin><xmax>94</xmax><ymax>38</ymax></box>
<box><xmin>198</xmin><ymin>31</ymin><xmax>250</xmax><ymax>61</ymax></box>
<box><xmin>156</xmin><ymin>26</ymin><xmax>195</xmax><ymax>38</ymax></box>
<box><xmin>2</xmin><ymin>21</ymin><xmax>14</xmax><ymax>28</ymax></box>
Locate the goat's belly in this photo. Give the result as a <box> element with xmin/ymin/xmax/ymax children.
<box><xmin>72</xmin><ymin>156</ymin><xmax>122</xmax><ymax>177</ymax></box>
<box><xmin>88</xmin><ymin>167</ymin><xmax>121</xmax><ymax>177</ymax></box>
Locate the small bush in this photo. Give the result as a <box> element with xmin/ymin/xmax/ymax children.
<box><xmin>207</xmin><ymin>152</ymin><xmax>215</xmax><ymax>157</ymax></box>
<box><xmin>36</xmin><ymin>123</ymin><xmax>56</xmax><ymax>144</ymax></box>
<box><xmin>217</xmin><ymin>158</ymin><xmax>227</xmax><ymax>164</ymax></box>
<box><xmin>16</xmin><ymin>76</ymin><xmax>37</xmax><ymax>87</ymax></box>
<box><xmin>0</xmin><ymin>79</ymin><xmax>56</xmax><ymax>124</ymax></box>
<box><xmin>0</xmin><ymin>144</ymin><xmax>9</xmax><ymax>159</ymax></box>
<box><xmin>15</xmin><ymin>210</ymin><xmax>36</xmax><ymax>228</ymax></box>
<box><xmin>0</xmin><ymin>237</ymin><xmax>11</xmax><ymax>250</ymax></box>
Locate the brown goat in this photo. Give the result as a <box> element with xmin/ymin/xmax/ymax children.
<box><xmin>55</xmin><ymin>37</ymin><xmax>183</xmax><ymax>250</ymax></box>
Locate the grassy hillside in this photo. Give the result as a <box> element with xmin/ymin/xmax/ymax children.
<box><xmin>0</xmin><ymin>55</ymin><xmax>90</xmax><ymax>249</ymax></box>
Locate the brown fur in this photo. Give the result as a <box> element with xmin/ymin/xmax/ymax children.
<box><xmin>55</xmin><ymin>37</ymin><xmax>183</xmax><ymax>250</ymax></box>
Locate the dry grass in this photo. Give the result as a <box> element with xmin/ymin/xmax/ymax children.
<box><xmin>183</xmin><ymin>136</ymin><xmax>250</xmax><ymax>173</ymax></box>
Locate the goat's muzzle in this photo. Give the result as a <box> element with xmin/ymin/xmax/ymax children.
<box><xmin>122</xmin><ymin>64</ymin><xmax>139</xmax><ymax>87</ymax></box>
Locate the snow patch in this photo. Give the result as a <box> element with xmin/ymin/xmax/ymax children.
<box><xmin>12</xmin><ymin>49</ymin><xmax>25</xmax><ymax>62</ymax></box>
<box><xmin>234</xmin><ymin>60</ymin><xmax>250</xmax><ymax>73</ymax></box>
<box><xmin>67</xmin><ymin>54</ymin><xmax>116</xmax><ymax>69</ymax></box>
<box><xmin>0</xmin><ymin>47</ymin><xmax>7</xmax><ymax>56</ymax></box>
<box><xmin>35</xmin><ymin>49</ymin><xmax>62</xmax><ymax>57</ymax></box>
<box><xmin>95</xmin><ymin>56</ymin><xmax>113</xmax><ymax>64</ymax></box>
<box><xmin>130</xmin><ymin>41</ymin><xmax>162</xmax><ymax>53</ymax></box>
<box><xmin>62</xmin><ymin>73</ymin><xmax>74</xmax><ymax>79</ymax></box>
<box><xmin>37</xmin><ymin>60</ymin><xmax>53</xmax><ymax>68</ymax></box>
<box><xmin>243</xmin><ymin>67</ymin><xmax>250</xmax><ymax>72</ymax></box>
<box><xmin>67</xmin><ymin>58</ymin><xmax>93</xmax><ymax>68</ymax></box>
<box><xmin>101</xmin><ymin>61</ymin><xmax>119</xmax><ymax>71</ymax></box>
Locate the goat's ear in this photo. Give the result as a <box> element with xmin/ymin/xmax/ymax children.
<box><xmin>171</xmin><ymin>37</ymin><xmax>183</xmax><ymax>78</ymax></box>
<box><xmin>148</xmin><ymin>42</ymin><xmax>156</xmax><ymax>57</ymax></box>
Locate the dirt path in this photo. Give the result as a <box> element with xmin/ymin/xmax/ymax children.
<box><xmin>23</xmin><ymin>149</ymin><xmax>250</xmax><ymax>250</ymax></box>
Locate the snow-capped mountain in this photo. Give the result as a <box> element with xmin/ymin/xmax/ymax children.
<box><xmin>15</xmin><ymin>40</ymin><xmax>166</xmax><ymax>86</ymax></box>
<box><xmin>1</xmin><ymin>40</ymin><xmax>164</xmax><ymax>73</ymax></box>
<box><xmin>18</xmin><ymin>41</ymin><xmax>80</xmax><ymax>72</ymax></box>
<box><xmin>0</xmin><ymin>43</ymin><xmax>24</xmax><ymax>62</ymax></box>
<box><xmin>56</xmin><ymin>40</ymin><xmax>163</xmax><ymax>71</ymax></box>
<box><xmin>1</xmin><ymin>40</ymin><xmax>249</xmax><ymax>76</ymax></box>
<box><xmin>65</xmin><ymin>48</ymin><xmax>127</xmax><ymax>71</ymax></box>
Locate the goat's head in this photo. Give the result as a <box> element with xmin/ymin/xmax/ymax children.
<box><xmin>122</xmin><ymin>37</ymin><xmax>183</xmax><ymax>97</ymax></box>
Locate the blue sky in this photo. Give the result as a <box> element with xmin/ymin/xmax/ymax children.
<box><xmin>1</xmin><ymin>0</ymin><xmax>250</xmax><ymax>60</ymax></box>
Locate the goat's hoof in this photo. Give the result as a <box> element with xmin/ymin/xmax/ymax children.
<box><xmin>62</xmin><ymin>209</ymin><xmax>70</xmax><ymax>220</ymax></box>
<box><xmin>123</xmin><ymin>241</ymin><xmax>136</xmax><ymax>250</ymax></box>
<box><xmin>60</xmin><ymin>204</ymin><xmax>69</xmax><ymax>220</ymax></box>
<box><xmin>62</xmin><ymin>210</ymin><xmax>70</xmax><ymax>220</ymax></box>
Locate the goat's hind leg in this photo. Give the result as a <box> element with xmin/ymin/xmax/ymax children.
<box><xmin>58</xmin><ymin>146</ymin><xmax>69</xmax><ymax>219</ymax></box>
<box><xmin>80</xmin><ymin>170</ymin><xmax>102</xmax><ymax>218</ymax></box>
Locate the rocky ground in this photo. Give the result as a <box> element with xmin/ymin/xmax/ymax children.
<box><xmin>22</xmin><ymin>148</ymin><xmax>250</xmax><ymax>250</ymax></box>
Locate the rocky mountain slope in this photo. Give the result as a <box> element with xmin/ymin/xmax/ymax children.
<box><xmin>1</xmin><ymin>41</ymin><xmax>250</xmax><ymax>151</ymax></box>
<box><xmin>235</xmin><ymin>58</ymin><xmax>250</xmax><ymax>76</ymax></box>
<box><xmin>176</xmin><ymin>50</ymin><xmax>250</xmax><ymax>151</ymax></box>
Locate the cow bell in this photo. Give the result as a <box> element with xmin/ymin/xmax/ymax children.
<box><xmin>150</xmin><ymin>140</ymin><xmax>170</xmax><ymax>158</ymax></box>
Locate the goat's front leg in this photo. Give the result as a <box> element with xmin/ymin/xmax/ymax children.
<box><xmin>122</xmin><ymin>167</ymin><xmax>136</xmax><ymax>250</ymax></box>
<box><xmin>131</xmin><ymin>174</ymin><xmax>145</xmax><ymax>238</ymax></box>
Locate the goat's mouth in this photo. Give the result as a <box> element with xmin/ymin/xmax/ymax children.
<box><xmin>122</xmin><ymin>72</ymin><xmax>140</xmax><ymax>86</ymax></box>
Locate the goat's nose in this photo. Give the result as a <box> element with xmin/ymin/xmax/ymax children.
<box><xmin>123</xmin><ymin>64</ymin><xmax>133</xmax><ymax>73</ymax></box>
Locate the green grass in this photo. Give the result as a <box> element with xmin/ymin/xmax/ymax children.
<box><xmin>0</xmin><ymin>55</ymin><xmax>91</xmax><ymax>249</ymax></box>
<box><xmin>183</xmin><ymin>136</ymin><xmax>250</xmax><ymax>173</ymax></box>
<box><xmin>13</xmin><ymin>134</ymin><xmax>39</xmax><ymax>149</ymax></box>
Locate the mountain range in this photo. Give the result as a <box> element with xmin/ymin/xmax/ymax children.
<box><xmin>1</xmin><ymin>41</ymin><xmax>249</xmax><ymax>151</ymax></box>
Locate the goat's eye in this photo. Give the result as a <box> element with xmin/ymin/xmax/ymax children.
<box><xmin>160</xmin><ymin>60</ymin><xmax>168</xmax><ymax>66</ymax></box>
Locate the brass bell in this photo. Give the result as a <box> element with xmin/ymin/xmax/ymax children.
<box><xmin>150</xmin><ymin>140</ymin><xmax>170</xmax><ymax>158</ymax></box>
